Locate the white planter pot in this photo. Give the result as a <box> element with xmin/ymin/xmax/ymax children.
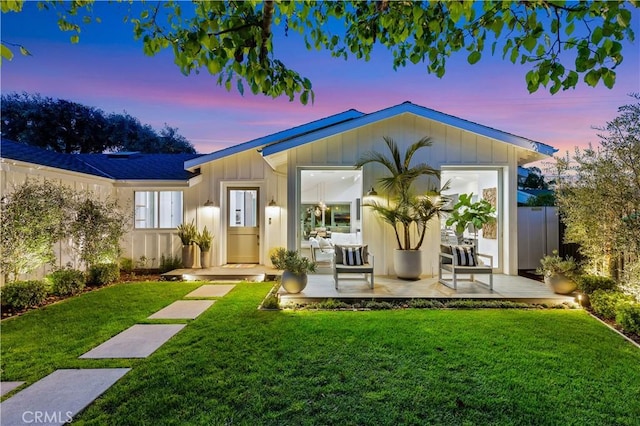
<box><xmin>200</xmin><ymin>250</ymin><xmax>211</xmax><ymax>268</ymax></box>
<box><xmin>181</xmin><ymin>245</ymin><xmax>195</xmax><ymax>268</ymax></box>
<box><xmin>394</xmin><ymin>249</ymin><xmax>422</xmax><ymax>280</ymax></box>
<box><xmin>544</xmin><ymin>273</ymin><xmax>577</xmax><ymax>295</ymax></box>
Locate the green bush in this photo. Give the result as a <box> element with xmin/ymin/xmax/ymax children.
<box><xmin>577</xmin><ymin>275</ymin><xmax>617</xmax><ymax>295</ymax></box>
<box><xmin>590</xmin><ymin>290</ymin><xmax>635</xmax><ymax>320</ymax></box>
<box><xmin>119</xmin><ymin>257</ymin><xmax>134</xmax><ymax>273</ymax></box>
<box><xmin>0</xmin><ymin>280</ymin><xmax>49</xmax><ymax>310</ymax></box>
<box><xmin>159</xmin><ymin>254</ymin><xmax>182</xmax><ymax>273</ymax></box>
<box><xmin>87</xmin><ymin>263</ymin><xmax>120</xmax><ymax>286</ymax></box>
<box><xmin>616</xmin><ymin>302</ymin><xmax>640</xmax><ymax>334</ymax></box>
<box><xmin>48</xmin><ymin>269</ymin><xmax>86</xmax><ymax>296</ymax></box>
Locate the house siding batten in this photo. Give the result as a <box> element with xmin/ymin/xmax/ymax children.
<box><xmin>283</xmin><ymin>113</ymin><xmax>523</xmax><ymax>276</ymax></box>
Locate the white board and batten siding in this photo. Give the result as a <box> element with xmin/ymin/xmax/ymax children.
<box><xmin>200</xmin><ymin>150</ymin><xmax>287</xmax><ymax>266</ymax></box>
<box><xmin>0</xmin><ymin>160</ymin><xmax>116</xmax><ymax>283</ymax></box>
<box><xmin>285</xmin><ymin>113</ymin><xmax>521</xmax><ymax>276</ymax></box>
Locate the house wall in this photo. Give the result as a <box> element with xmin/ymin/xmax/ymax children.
<box><xmin>283</xmin><ymin>113</ymin><xmax>520</xmax><ymax>275</ymax></box>
<box><xmin>0</xmin><ymin>160</ymin><xmax>116</xmax><ymax>283</ymax></box>
<box><xmin>0</xmin><ymin>159</ymin><xmax>202</xmax><ymax>282</ymax></box>
<box><xmin>199</xmin><ymin>149</ymin><xmax>286</xmax><ymax>266</ymax></box>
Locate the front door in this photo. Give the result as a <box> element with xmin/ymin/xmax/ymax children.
<box><xmin>227</xmin><ymin>188</ymin><xmax>260</xmax><ymax>263</ymax></box>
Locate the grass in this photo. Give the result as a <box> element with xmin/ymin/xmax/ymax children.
<box><xmin>3</xmin><ymin>281</ymin><xmax>640</xmax><ymax>425</ymax></box>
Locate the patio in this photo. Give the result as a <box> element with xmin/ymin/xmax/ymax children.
<box><xmin>162</xmin><ymin>265</ymin><xmax>575</xmax><ymax>305</ymax></box>
<box><xmin>279</xmin><ymin>269</ymin><xmax>575</xmax><ymax>305</ymax></box>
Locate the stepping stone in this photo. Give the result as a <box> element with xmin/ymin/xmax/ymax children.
<box><xmin>147</xmin><ymin>300</ymin><xmax>215</xmax><ymax>320</ymax></box>
<box><xmin>79</xmin><ymin>324</ymin><xmax>185</xmax><ymax>359</ymax></box>
<box><xmin>0</xmin><ymin>369</ymin><xmax>129</xmax><ymax>426</ymax></box>
<box><xmin>184</xmin><ymin>284</ymin><xmax>235</xmax><ymax>298</ymax></box>
<box><xmin>1</xmin><ymin>381</ymin><xmax>24</xmax><ymax>397</ymax></box>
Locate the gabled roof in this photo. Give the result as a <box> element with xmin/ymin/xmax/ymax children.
<box><xmin>184</xmin><ymin>108</ymin><xmax>364</xmax><ymax>169</ymax></box>
<box><xmin>261</xmin><ymin>101</ymin><xmax>557</xmax><ymax>157</ymax></box>
<box><xmin>0</xmin><ymin>139</ymin><xmax>202</xmax><ymax>181</ymax></box>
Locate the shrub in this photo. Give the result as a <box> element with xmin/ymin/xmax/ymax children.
<box><xmin>616</xmin><ymin>302</ymin><xmax>640</xmax><ymax>334</ymax></box>
<box><xmin>577</xmin><ymin>275</ymin><xmax>617</xmax><ymax>295</ymax></box>
<box><xmin>590</xmin><ymin>290</ymin><xmax>635</xmax><ymax>320</ymax></box>
<box><xmin>47</xmin><ymin>269</ymin><xmax>86</xmax><ymax>296</ymax></box>
<box><xmin>261</xmin><ymin>293</ymin><xmax>280</xmax><ymax>309</ymax></box>
<box><xmin>0</xmin><ymin>280</ymin><xmax>49</xmax><ymax>310</ymax></box>
<box><xmin>159</xmin><ymin>254</ymin><xmax>182</xmax><ymax>273</ymax></box>
<box><xmin>87</xmin><ymin>263</ymin><xmax>120</xmax><ymax>286</ymax></box>
<box><xmin>119</xmin><ymin>257</ymin><xmax>134</xmax><ymax>273</ymax></box>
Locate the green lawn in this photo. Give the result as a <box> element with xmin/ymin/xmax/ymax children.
<box><xmin>2</xmin><ymin>281</ymin><xmax>640</xmax><ymax>425</ymax></box>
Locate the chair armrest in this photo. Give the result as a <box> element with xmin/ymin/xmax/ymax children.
<box><xmin>477</xmin><ymin>253</ymin><xmax>493</xmax><ymax>267</ymax></box>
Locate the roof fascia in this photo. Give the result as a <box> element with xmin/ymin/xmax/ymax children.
<box><xmin>184</xmin><ymin>109</ymin><xmax>364</xmax><ymax>169</ymax></box>
<box><xmin>0</xmin><ymin>158</ymin><xmax>116</xmax><ymax>184</ymax></box>
<box><xmin>262</xmin><ymin>102</ymin><xmax>557</xmax><ymax>158</ymax></box>
<box><xmin>113</xmin><ymin>175</ymin><xmax>202</xmax><ymax>188</ymax></box>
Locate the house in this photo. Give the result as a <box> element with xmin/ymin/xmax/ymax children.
<box><xmin>0</xmin><ymin>101</ymin><xmax>556</xmax><ymax>280</ymax></box>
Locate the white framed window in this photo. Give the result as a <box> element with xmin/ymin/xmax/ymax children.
<box><xmin>134</xmin><ymin>191</ymin><xmax>183</xmax><ymax>229</ymax></box>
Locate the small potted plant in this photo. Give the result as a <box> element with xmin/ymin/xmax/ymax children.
<box><xmin>176</xmin><ymin>220</ymin><xmax>197</xmax><ymax>268</ymax></box>
<box><xmin>195</xmin><ymin>226</ymin><xmax>213</xmax><ymax>268</ymax></box>
<box><xmin>270</xmin><ymin>247</ymin><xmax>316</xmax><ymax>293</ymax></box>
<box><xmin>536</xmin><ymin>250</ymin><xmax>580</xmax><ymax>294</ymax></box>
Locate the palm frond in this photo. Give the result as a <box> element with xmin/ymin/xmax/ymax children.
<box><xmin>403</xmin><ymin>137</ymin><xmax>433</xmax><ymax>170</ymax></box>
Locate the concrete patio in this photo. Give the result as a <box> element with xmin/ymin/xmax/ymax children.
<box><xmin>278</xmin><ymin>272</ymin><xmax>575</xmax><ymax>305</ymax></box>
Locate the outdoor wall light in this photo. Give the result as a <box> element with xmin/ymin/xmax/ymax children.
<box><xmin>268</xmin><ymin>198</ymin><xmax>277</xmax><ymax>207</ymax></box>
<box><xmin>366</xmin><ymin>187</ymin><xmax>378</xmax><ymax>196</ymax></box>
<box><xmin>204</xmin><ymin>199</ymin><xmax>215</xmax><ymax>207</ymax></box>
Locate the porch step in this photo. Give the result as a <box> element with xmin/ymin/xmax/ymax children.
<box><xmin>162</xmin><ymin>265</ymin><xmax>281</xmax><ymax>282</ymax></box>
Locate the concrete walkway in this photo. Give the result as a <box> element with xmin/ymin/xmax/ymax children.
<box><xmin>184</xmin><ymin>284</ymin><xmax>235</xmax><ymax>298</ymax></box>
<box><xmin>80</xmin><ymin>324</ymin><xmax>186</xmax><ymax>359</ymax></box>
<box><xmin>0</xmin><ymin>369</ymin><xmax>130</xmax><ymax>426</ymax></box>
<box><xmin>148</xmin><ymin>300</ymin><xmax>215</xmax><ymax>319</ymax></box>
<box><xmin>1</xmin><ymin>283</ymin><xmax>235</xmax><ymax>423</ymax></box>
<box><xmin>1</xmin><ymin>381</ymin><xmax>24</xmax><ymax>397</ymax></box>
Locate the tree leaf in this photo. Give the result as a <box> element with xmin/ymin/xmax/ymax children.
<box><xmin>467</xmin><ymin>51</ymin><xmax>481</xmax><ymax>65</ymax></box>
<box><xmin>1</xmin><ymin>44</ymin><xmax>14</xmax><ymax>62</ymax></box>
<box><xmin>584</xmin><ymin>69</ymin><xmax>601</xmax><ymax>87</ymax></box>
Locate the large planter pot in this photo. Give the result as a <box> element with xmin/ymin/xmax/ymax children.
<box><xmin>394</xmin><ymin>249</ymin><xmax>422</xmax><ymax>280</ymax></box>
<box><xmin>181</xmin><ymin>245</ymin><xmax>195</xmax><ymax>268</ymax></box>
<box><xmin>281</xmin><ymin>270</ymin><xmax>308</xmax><ymax>294</ymax></box>
<box><xmin>544</xmin><ymin>273</ymin><xmax>577</xmax><ymax>295</ymax></box>
<box><xmin>200</xmin><ymin>250</ymin><xmax>211</xmax><ymax>269</ymax></box>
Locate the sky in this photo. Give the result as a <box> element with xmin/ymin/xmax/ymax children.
<box><xmin>1</xmin><ymin>2</ymin><xmax>639</xmax><ymax>161</ymax></box>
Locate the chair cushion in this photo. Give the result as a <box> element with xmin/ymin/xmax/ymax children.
<box><xmin>452</xmin><ymin>245</ymin><xmax>476</xmax><ymax>266</ymax></box>
<box><xmin>318</xmin><ymin>236</ymin><xmax>332</xmax><ymax>249</ymax></box>
<box><xmin>343</xmin><ymin>246</ymin><xmax>364</xmax><ymax>265</ymax></box>
<box><xmin>335</xmin><ymin>245</ymin><xmax>368</xmax><ymax>265</ymax></box>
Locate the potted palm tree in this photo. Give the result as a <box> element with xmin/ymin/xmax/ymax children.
<box><xmin>195</xmin><ymin>226</ymin><xmax>213</xmax><ymax>268</ymax></box>
<box><xmin>176</xmin><ymin>220</ymin><xmax>197</xmax><ymax>268</ymax></box>
<box><xmin>270</xmin><ymin>247</ymin><xmax>316</xmax><ymax>293</ymax></box>
<box><xmin>355</xmin><ymin>136</ymin><xmax>447</xmax><ymax>280</ymax></box>
<box><xmin>445</xmin><ymin>193</ymin><xmax>496</xmax><ymax>245</ymax></box>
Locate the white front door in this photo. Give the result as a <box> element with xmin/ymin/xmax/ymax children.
<box><xmin>226</xmin><ymin>188</ymin><xmax>260</xmax><ymax>263</ymax></box>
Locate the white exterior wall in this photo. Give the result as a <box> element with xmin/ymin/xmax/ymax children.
<box><xmin>0</xmin><ymin>161</ymin><xmax>116</xmax><ymax>283</ymax></box>
<box><xmin>201</xmin><ymin>149</ymin><xmax>286</xmax><ymax>266</ymax></box>
<box><xmin>283</xmin><ymin>113</ymin><xmax>521</xmax><ymax>276</ymax></box>
<box><xmin>0</xmin><ymin>159</ymin><xmax>203</xmax><ymax>280</ymax></box>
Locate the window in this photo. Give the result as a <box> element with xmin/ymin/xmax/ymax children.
<box><xmin>134</xmin><ymin>191</ymin><xmax>183</xmax><ymax>229</ymax></box>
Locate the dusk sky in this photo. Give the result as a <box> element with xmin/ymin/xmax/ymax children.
<box><xmin>2</xmin><ymin>2</ymin><xmax>639</xmax><ymax>159</ymax></box>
